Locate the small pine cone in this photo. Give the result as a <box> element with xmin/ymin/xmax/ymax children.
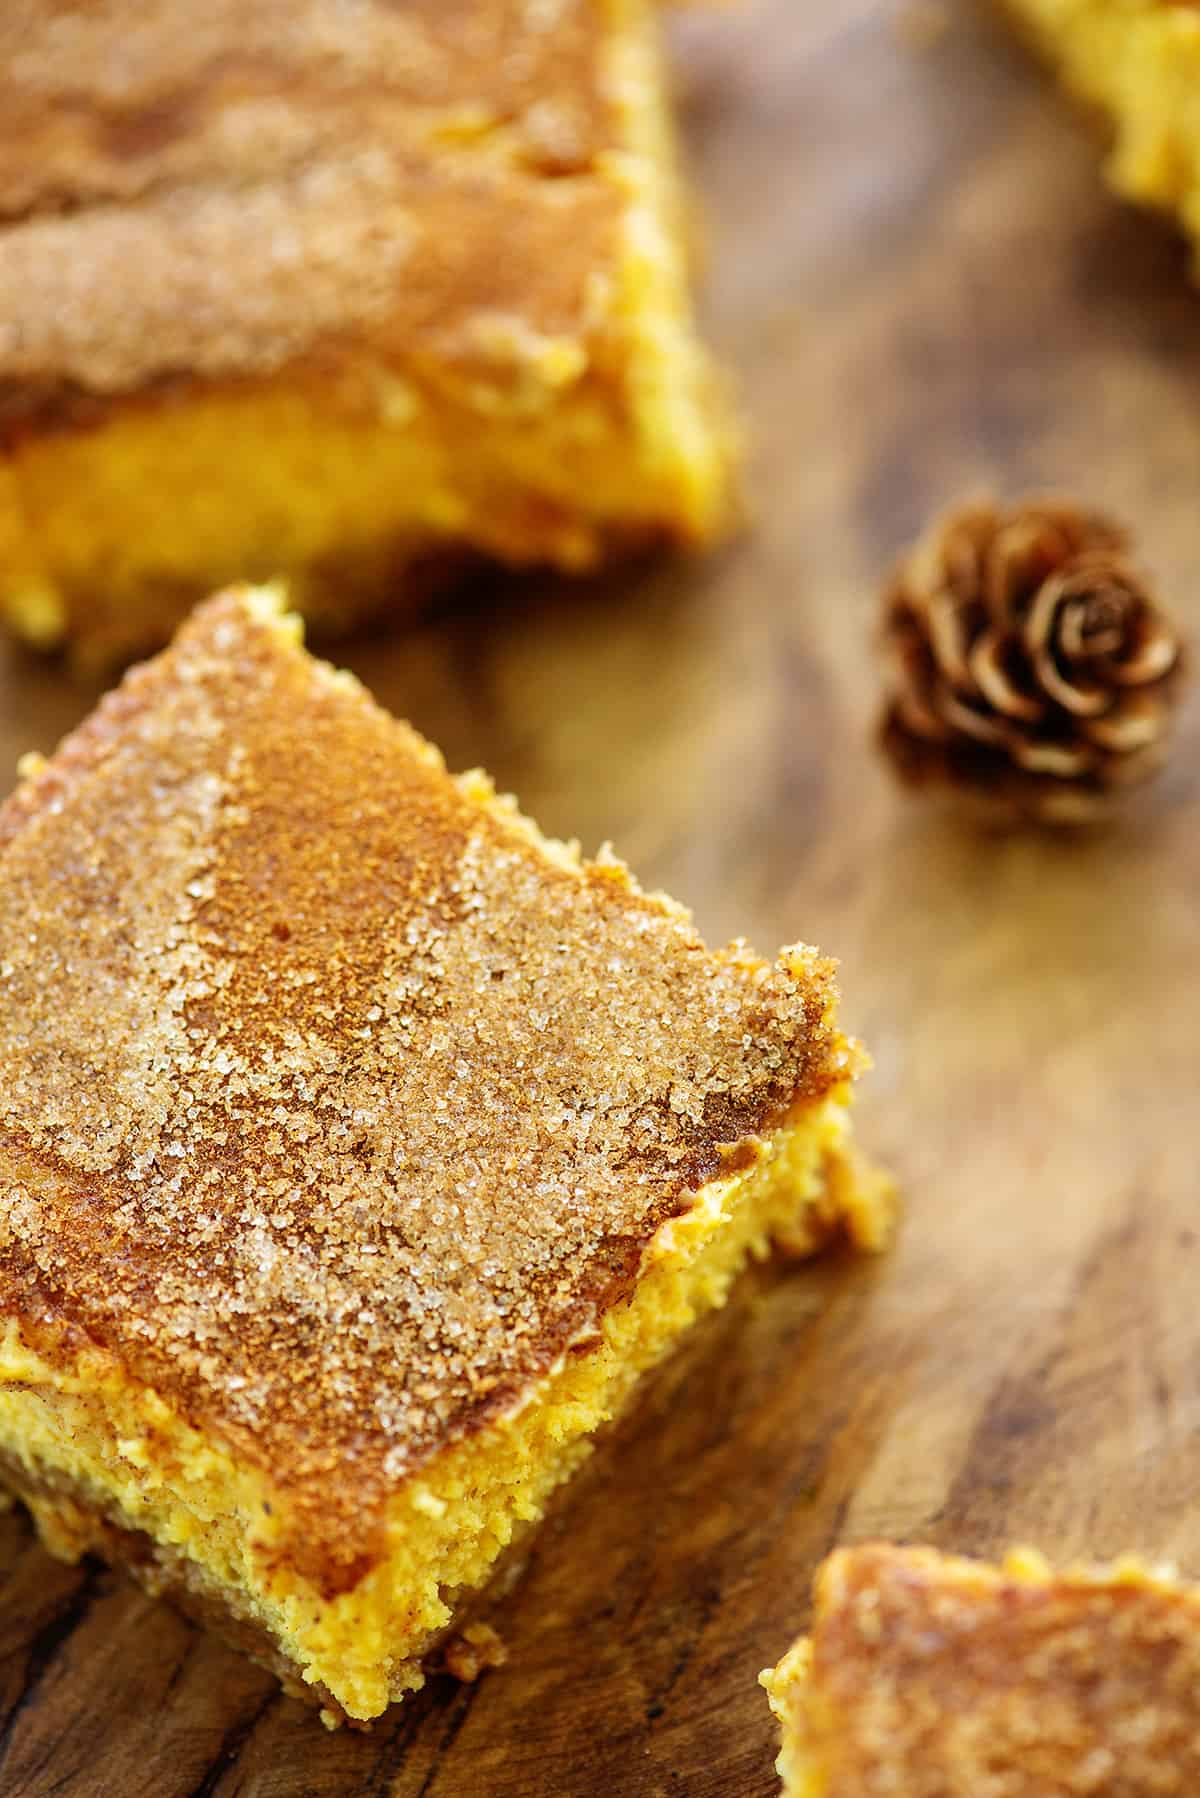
<box><xmin>879</xmin><ymin>496</ymin><xmax>1186</xmax><ymax>823</ymax></box>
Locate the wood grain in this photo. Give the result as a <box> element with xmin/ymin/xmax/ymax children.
<box><xmin>3</xmin><ymin>3</ymin><xmax>1200</xmax><ymax>1792</ymax></box>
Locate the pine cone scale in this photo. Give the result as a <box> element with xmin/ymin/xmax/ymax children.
<box><xmin>1083</xmin><ymin>692</ymin><xmax>1166</xmax><ymax>753</ymax></box>
<box><xmin>1011</xmin><ymin>737</ymin><xmax>1092</xmax><ymax>777</ymax></box>
<box><xmin>969</xmin><ymin>631</ymin><xmax>1045</xmax><ymax>722</ymax></box>
<box><xmin>1032</xmin><ymin>648</ymin><xmax>1109</xmax><ymax>718</ymax></box>
<box><xmin>1113</xmin><ymin>616</ymin><xmax>1179</xmax><ymax>685</ymax></box>
<box><xmin>939</xmin><ymin>692</ymin><xmax>1012</xmax><ymax>747</ymax></box>
<box><xmin>926</xmin><ymin>593</ymin><xmax>976</xmax><ymax>688</ymax></box>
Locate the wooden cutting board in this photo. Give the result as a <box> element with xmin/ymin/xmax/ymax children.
<box><xmin>3</xmin><ymin>4</ymin><xmax>1200</xmax><ymax>1792</ymax></box>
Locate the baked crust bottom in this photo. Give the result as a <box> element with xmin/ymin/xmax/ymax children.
<box><xmin>0</xmin><ymin>1448</ymin><xmax>527</xmax><ymax>1726</ymax></box>
<box><xmin>0</xmin><ymin>1100</ymin><xmax>890</xmax><ymax>1724</ymax></box>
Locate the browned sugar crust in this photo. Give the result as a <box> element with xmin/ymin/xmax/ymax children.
<box><xmin>798</xmin><ymin>1544</ymin><xmax>1200</xmax><ymax>1795</ymax></box>
<box><xmin>0</xmin><ymin>0</ymin><xmax>644</xmax><ymax>422</ymax></box>
<box><xmin>0</xmin><ymin>590</ymin><xmax>850</xmax><ymax>1594</ymax></box>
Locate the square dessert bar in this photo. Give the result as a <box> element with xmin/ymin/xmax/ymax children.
<box><xmin>763</xmin><ymin>1543</ymin><xmax>1200</xmax><ymax>1796</ymax></box>
<box><xmin>0</xmin><ymin>589</ymin><xmax>887</xmax><ymax>1723</ymax></box>
<box><xmin>0</xmin><ymin>0</ymin><xmax>734</xmax><ymax>670</ymax></box>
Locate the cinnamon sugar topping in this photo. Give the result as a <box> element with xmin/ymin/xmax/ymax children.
<box><xmin>0</xmin><ymin>591</ymin><xmax>850</xmax><ymax>1588</ymax></box>
<box><xmin>0</xmin><ymin>0</ymin><xmax>626</xmax><ymax>412</ymax></box>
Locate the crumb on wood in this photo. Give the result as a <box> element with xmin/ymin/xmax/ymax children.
<box><xmin>443</xmin><ymin>1622</ymin><xmax>509</xmax><ymax>1684</ymax></box>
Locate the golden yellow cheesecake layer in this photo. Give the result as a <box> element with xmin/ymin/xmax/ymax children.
<box><xmin>0</xmin><ymin>1096</ymin><xmax>882</xmax><ymax>1725</ymax></box>
<box><xmin>1007</xmin><ymin>1</ymin><xmax>1200</xmax><ymax>265</ymax></box>
<box><xmin>0</xmin><ymin>0</ymin><xmax>734</xmax><ymax>669</ymax></box>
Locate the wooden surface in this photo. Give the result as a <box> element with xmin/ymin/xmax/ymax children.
<box><xmin>3</xmin><ymin>3</ymin><xmax>1200</xmax><ymax>1792</ymax></box>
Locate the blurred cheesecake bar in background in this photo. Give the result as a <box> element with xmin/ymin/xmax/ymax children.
<box><xmin>1005</xmin><ymin>0</ymin><xmax>1200</xmax><ymax>274</ymax></box>
<box><xmin>762</xmin><ymin>1543</ymin><xmax>1200</xmax><ymax>1796</ymax></box>
<box><xmin>0</xmin><ymin>587</ymin><xmax>886</xmax><ymax>1722</ymax></box>
<box><xmin>0</xmin><ymin>1</ymin><xmax>735</xmax><ymax>670</ymax></box>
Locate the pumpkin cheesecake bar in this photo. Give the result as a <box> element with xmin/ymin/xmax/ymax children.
<box><xmin>0</xmin><ymin>588</ymin><xmax>886</xmax><ymax>1723</ymax></box>
<box><xmin>0</xmin><ymin>0</ymin><xmax>734</xmax><ymax>670</ymax></box>
<box><xmin>762</xmin><ymin>1543</ymin><xmax>1200</xmax><ymax>1795</ymax></box>
<box><xmin>1004</xmin><ymin>0</ymin><xmax>1200</xmax><ymax>277</ymax></box>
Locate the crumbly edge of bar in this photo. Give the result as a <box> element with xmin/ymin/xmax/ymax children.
<box><xmin>761</xmin><ymin>1637</ymin><xmax>823</xmax><ymax>1798</ymax></box>
<box><xmin>999</xmin><ymin>0</ymin><xmax>1200</xmax><ymax>245</ymax></box>
<box><xmin>0</xmin><ymin>1448</ymin><xmax>532</xmax><ymax>1729</ymax></box>
<box><xmin>0</xmin><ymin>1092</ymin><xmax>886</xmax><ymax>1723</ymax></box>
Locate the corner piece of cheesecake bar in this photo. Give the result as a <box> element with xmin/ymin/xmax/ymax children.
<box><xmin>1003</xmin><ymin>0</ymin><xmax>1200</xmax><ymax>279</ymax></box>
<box><xmin>0</xmin><ymin>588</ymin><xmax>887</xmax><ymax>1724</ymax></box>
<box><xmin>0</xmin><ymin>0</ymin><xmax>735</xmax><ymax>670</ymax></box>
<box><xmin>762</xmin><ymin>1542</ymin><xmax>1200</xmax><ymax>1796</ymax></box>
